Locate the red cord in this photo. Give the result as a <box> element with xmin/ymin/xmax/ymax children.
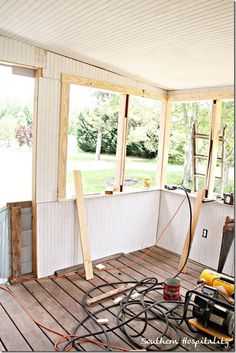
<box><xmin>0</xmin><ymin>196</ymin><xmax>186</xmax><ymax>351</ymax></box>
<box><xmin>0</xmin><ymin>285</ymin><xmax>129</xmax><ymax>351</ymax></box>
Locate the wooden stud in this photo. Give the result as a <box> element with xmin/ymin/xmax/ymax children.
<box><xmin>11</xmin><ymin>207</ymin><xmax>22</xmax><ymax>277</ymax></box>
<box><xmin>62</xmin><ymin>74</ymin><xmax>166</xmax><ymax>101</ymax></box>
<box><xmin>220</xmin><ymin>126</ymin><xmax>226</xmax><ymax>196</ymax></box>
<box><xmin>86</xmin><ymin>284</ymin><xmax>135</xmax><ymax>306</ymax></box>
<box><xmin>114</xmin><ymin>94</ymin><xmax>129</xmax><ymax>192</ymax></box>
<box><xmin>205</xmin><ymin>100</ymin><xmax>222</xmax><ymax>198</ymax></box>
<box><xmin>73</xmin><ymin>170</ymin><xmax>93</xmax><ymax>280</ymax></box>
<box><xmin>58</xmin><ymin>82</ymin><xmax>70</xmax><ymax>200</ymax></box>
<box><xmin>168</xmin><ymin>88</ymin><xmax>233</xmax><ymax>102</ymax></box>
<box><xmin>156</xmin><ymin>101</ymin><xmax>172</xmax><ymax>189</ymax></box>
<box><xmin>191</xmin><ymin>124</ymin><xmax>197</xmax><ymax>192</ymax></box>
<box><xmin>31</xmin><ymin>68</ymin><xmax>41</xmax><ymax>275</ymax></box>
<box><xmin>178</xmin><ymin>188</ymin><xmax>206</xmax><ymax>273</ymax></box>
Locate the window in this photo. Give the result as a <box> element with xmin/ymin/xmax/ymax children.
<box><xmin>124</xmin><ymin>96</ymin><xmax>161</xmax><ymax>190</ymax></box>
<box><xmin>0</xmin><ymin>65</ymin><xmax>34</xmax><ymax>204</ymax></box>
<box><xmin>166</xmin><ymin>101</ymin><xmax>211</xmax><ymax>190</ymax></box>
<box><xmin>66</xmin><ymin>84</ymin><xmax>120</xmax><ymax>197</ymax></box>
<box><xmin>60</xmin><ymin>75</ymin><xmax>233</xmax><ymax>199</ymax></box>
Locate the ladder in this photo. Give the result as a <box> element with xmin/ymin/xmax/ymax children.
<box><xmin>191</xmin><ymin>123</ymin><xmax>226</xmax><ymax>194</ymax></box>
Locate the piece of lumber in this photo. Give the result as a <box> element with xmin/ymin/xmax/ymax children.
<box><xmin>73</xmin><ymin>170</ymin><xmax>93</xmax><ymax>280</ymax></box>
<box><xmin>55</xmin><ymin>252</ymin><xmax>124</xmax><ymax>276</ymax></box>
<box><xmin>7</xmin><ymin>201</ymin><xmax>32</xmax><ymax>209</ymax></box>
<box><xmin>58</xmin><ymin>81</ymin><xmax>70</xmax><ymax>200</ymax></box>
<box><xmin>11</xmin><ymin>206</ymin><xmax>22</xmax><ymax>277</ymax></box>
<box><xmin>86</xmin><ymin>284</ymin><xmax>135</xmax><ymax>306</ymax></box>
<box><xmin>61</xmin><ymin>73</ymin><xmax>166</xmax><ymax>101</ymax></box>
<box><xmin>205</xmin><ymin>100</ymin><xmax>222</xmax><ymax>199</ymax></box>
<box><xmin>114</xmin><ymin>94</ymin><xmax>129</xmax><ymax>192</ymax></box>
<box><xmin>178</xmin><ymin>188</ymin><xmax>206</xmax><ymax>273</ymax></box>
<box><xmin>167</xmin><ymin>88</ymin><xmax>233</xmax><ymax>102</ymax></box>
<box><xmin>156</xmin><ymin>101</ymin><xmax>172</xmax><ymax>188</ymax></box>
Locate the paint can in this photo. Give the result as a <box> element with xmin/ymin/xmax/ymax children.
<box><xmin>163</xmin><ymin>278</ymin><xmax>180</xmax><ymax>301</ymax></box>
<box><xmin>143</xmin><ymin>177</ymin><xmax>151</xmax><ymax>188</ymax></box>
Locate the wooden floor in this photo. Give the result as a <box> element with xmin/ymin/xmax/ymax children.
<box><xmin>0</xmin><ymin>247</ymin><xmax>234</xmax><ymax>352</ymax></box>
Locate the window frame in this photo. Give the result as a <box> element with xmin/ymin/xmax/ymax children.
<box><xmin>57</xmin><ymin>74</ymin><xmax>165</xmax><ymax>200</ymax></box>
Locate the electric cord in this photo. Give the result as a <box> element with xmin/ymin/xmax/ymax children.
<box><xmin>0</xmin><ymin>186</ymin><xmax>195</xmax><ymax>352</ymax></box>
<box><xmin>173</xmin><ymin>186</ymin><xmax>193</xmax><ymax>278</ymax></box>
<box><xmin>61</xmin><ymin>277</ymin><xmax>197</xmax><ymax>352</ymax></box>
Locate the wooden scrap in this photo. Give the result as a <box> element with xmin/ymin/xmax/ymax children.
<box><xmin>55</xmin><ymin>252</ymin><xmax>124</xmax><ymax>276</ymax></box>
<box><xmin>86</xmin><ymin>284</ymin><xmax>136</xmax><ymax>306</ymax></box>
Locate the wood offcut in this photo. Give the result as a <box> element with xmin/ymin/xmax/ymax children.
<box><xmin>86</xmin><ymin>284</ymin><xmax>135</xmax><ymax>306</ymax></box>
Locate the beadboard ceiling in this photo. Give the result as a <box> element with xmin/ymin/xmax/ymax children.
<box><xmin>0</xmin><ymin>0</ymin><xmax>233</xmax><ymax>90</ymax></box>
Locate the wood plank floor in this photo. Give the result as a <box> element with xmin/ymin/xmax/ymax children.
<box><xmin>0</xmin><ymin>247</ymin><xmax>234</xmax><ymax>352</ymax></box>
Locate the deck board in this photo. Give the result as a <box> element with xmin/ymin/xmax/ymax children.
<box><xmin>0</xmin><ymin>247</ymin><xmax>234</xmax><ymax>352</ymax></box>
<box><xmin>0</xmin><ymin>304</ymin><xmax>31</xmax><ymax>351</ymax></box>
<box><xmin>106</xmin><ymin>258</ymin><xmax>222</xmax><ymax>352</ymax></box>
<box><xmin>0</xmin><ymin>339</ymin><xmax>6</xmax><ymax>351</ymax></box>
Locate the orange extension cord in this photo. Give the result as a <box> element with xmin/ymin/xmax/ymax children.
<box><xmin>0</xmin><ymin>195</ymin><xmax>186</xmax><ymax>351</ymax></box>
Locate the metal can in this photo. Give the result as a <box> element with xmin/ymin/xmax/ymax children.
<box><xmin>143</xmin><ymin>177</ymin><xmax>151</xmax><ymax>188</ymax></box>
<box><xmin>163</xmin><ymin>278</ymin><xmax>180</xmax><ymax>301</ymax></box>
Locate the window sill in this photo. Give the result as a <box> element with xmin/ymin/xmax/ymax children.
<box><xmin>162</xmin><ymin>188</ymin><xmax>234</xmax><ymax>208</ymax></box>
<box><xmin>63</xmin><ymin>187</ymin><xmax>160</xmax><ymax>202</ymax></box>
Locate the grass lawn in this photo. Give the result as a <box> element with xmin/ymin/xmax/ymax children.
<box><xmin>67</xmin><ymin>151</ymin><xmax>234</xmax><ymax>196</ymax></box>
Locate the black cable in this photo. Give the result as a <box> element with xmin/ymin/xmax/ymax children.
<box><xmin>61</xmin><ymin>187</ymin><xmax>194</xmax><ymax>352</ymax></box>
<box><xmin>61</xmin><ymin>278</ymin><xmax>196</xmax><ymax>352</ymax></box>
<box><xmin>174</xmin><ymin>186</ymin><xmax>193</xmax><ymax>278</ymax></box>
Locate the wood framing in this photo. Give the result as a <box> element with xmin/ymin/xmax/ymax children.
<box><xmin>114</xmin><ymin>94</ymin><xmax>129</xmax><ymax>191</ymax></box>
<box><xmin>168</xmin><ymin>87</ymin><xmax>234</xmax><ymax>102</ymax></box>
<box><xmin>156</xmin><ymin>101</ymin><xmax>172</xmax><ymax>188</ymax></box>
<box><xmin>58</xmin><ymin>81</ymin><xmax>70</xmax><ymax>200</ymax></box>
<box><xmin>73</xmin><ymin>170</ymin><xmax>93</xmax><ymax>280</ymax></box>
<box><xmin>61</xmin><ymin>74</ymin><xmax>167</xmax><ymax>101</ymax></box>
<box><xmin>7</xmin><ymin>201</ymin><xmax>32</xmax><ymax>209</ymax></box>
<box><xmin>178</xmin><ymin>188</ymin><xmax>206</xmax><ymax>273</ymax></box>
<box><xmin>205</xmin><ymin>100</ymin><xmax>222</xmax><ymax>198</ymax></box>
<box><xmin>32</xmin><ymin>68</ymin><xmax>42</xmax><ymax>274</ymax></box>
<box><xmin>10</xmin><ymin>207</ymin><xmax>22</xmax><ymax>277</ymax></box>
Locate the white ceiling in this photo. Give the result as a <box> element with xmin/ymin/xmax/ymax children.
<box><xmin>0</xmin><ymin>0</ymin><xmax>233</xmax><ymax>90</ymax></box>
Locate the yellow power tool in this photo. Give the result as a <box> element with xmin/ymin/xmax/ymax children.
<box><xmin>199</xmin><ymin>269</ymin><xmax>234</xmax><ymax>298</ymax></box>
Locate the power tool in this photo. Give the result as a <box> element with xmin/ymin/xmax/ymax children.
<box><xmin>199</xmin><ymin>269</ymin><xmax>234</xmax><ymax>298</ymax></box>
<box><xmin>184</xmin><ymin>285</ymin><xmax>234</xmax><ymax>344</ymax></box>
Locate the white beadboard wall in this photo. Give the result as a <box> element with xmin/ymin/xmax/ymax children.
<box><xmin>157</xmin><ymin>191</ymin><xmax>234</xmax><ymax>276</ymax></box>
<box><xmin>36</xmin><ymin>78</ymin><xmax>61</xmax><ymax>203</ymax></box>
<box><xmin>0</xmin><ymin>36</ymin><xmax>46</xmax><ymax>68</ymax></box>
<box><xmin>0</xmin><ymin>35</ymin><xmax>166</xmax><ymax>203</ymax></box>
<box><xmin>0</xmin><ymin>36</ymin><xmax>234</xmax><ymax>279</ymax></box>
<box><xmin>37</xmin><ymin>190</ymin><xmax>160</xmax><ymax>277</ymax></box>
<box><xmin>44</xmin><ymin>52</ymin><xmax>167</xmax><ymax>100</ymax></box>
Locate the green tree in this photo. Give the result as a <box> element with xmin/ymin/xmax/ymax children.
<box><xmin>76</xmin><ymin>90</ymin><xmax>119</xmax><ymax>158</ymax></box>
<box><xmin>126</xmin><ymin>96</ymin><xmax>160</xmax><ymax>158</ymax></box>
